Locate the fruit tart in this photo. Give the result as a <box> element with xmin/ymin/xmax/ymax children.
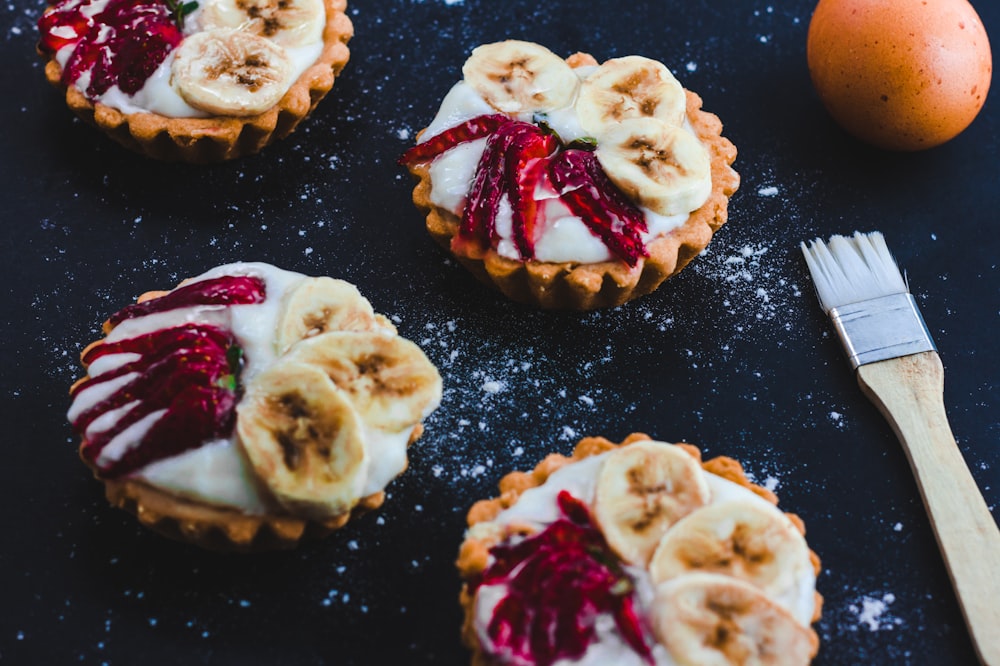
<box><xmin>36</xmin><ymin>0</ymin><xmax>352</xmax><ymax>161</ymax></box>
<box><xmin>67</xmin><ymin>263</ymin><xmax>442</xmax><ymax>550</ymax></box>
<box><xmin>400</xmin><ymin>40</ymin><xmax>739</xmax><ymax>310</ymax></box>
<box><xmin>457</xmin><ymin>433</ymin><xmax>822</xmax><ymax>665</ymax></box>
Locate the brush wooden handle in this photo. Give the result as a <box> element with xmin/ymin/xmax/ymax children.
<box><xmin>858</xmin><ymin>351</ymin><xmax>1000</xmax><ymax>666</ymax></box>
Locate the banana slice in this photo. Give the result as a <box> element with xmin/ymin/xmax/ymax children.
<box><xmin>461</xmin><ymin>40</ymin><xmax>579</xmax><ymax>114</ymax></box>
<box><xmin>576</xmin><ymin>55</ymin><xmax>687</xmax><ymax>136</ymax></box>
<box><xmin>593</xmin><ymin>440</ymin><xmax>711</xmax><ymax>566</ymax></box>
<box><xmin>276</xmin><ymin>277</ymin><xmax>395</xmax><ymax>354</ymax></box>
<box><xmin>171</xmin><ymin>28</ymin><xmax>294</xmax><ymax>116</ymax></box>
<box><xmin>199</xmin><ymin>0</ymin><xmax>326</xmax><ymax>48</ymax></box>
<box><xmin>283</xmin><ymin>331</ymin><xmax>443</xmax><ymax>433</ymax></box>
<box><xmin>649</xmin><ymin>500</ymin><xmax>814</xmax><ymax>619</ymax></box>
<box><xmin>236</xmin><ymin>360</ymin><xmax>368</xmax><ymax>518</ymax></box>
<box><xmin>652</xmin><ymin>573</ymin><xmax>818</xmax><ymax>666</ymax></box>
<box><xmin>595</xmin><ymin>117</ymin><xmax>712</xmax><ymax>216</ymax></box>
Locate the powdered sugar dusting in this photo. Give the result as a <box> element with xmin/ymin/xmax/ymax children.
<box><xmin>408</xmin><ymin>313</ymin><xmax>625</xmax><ymax>485</ymax></box>
<box><xmin>694</xmin><ymin>241</ymin><xmax>804</xmax><ymax>327</ymax></box>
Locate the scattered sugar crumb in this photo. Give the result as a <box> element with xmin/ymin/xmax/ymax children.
<box><xmin>758</xmin><ymin>185</ymin><xmax>779</xmax><ymax>197</ymax></box>
<box><xmin>848</xmin><ymin>593</ymin><xmax>901</xmax><ymax>632</ymax></box>
<box><xmin>481</xmin><ymin>379</ymin><xmax>504</xmax><ymax>394</ymax></box>
<box><xmin>893</xmin><ymin>522</ymin><xmax>903</xmax><ymax>532</ymax></box>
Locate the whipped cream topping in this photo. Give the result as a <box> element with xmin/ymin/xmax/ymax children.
<box><xmin>68</xmin><ymin>263</ymin><xmax>430</xmax><ymax>513</ymax></box>
<box><xmin>421</xmin><ymin>76</ymin><xmax>696</xmax><ymax>265</ymax></box>
<box><xmin>467</xmin><ymin>448</ymin><xmax>818</xmax><ymax>665</ymax></box>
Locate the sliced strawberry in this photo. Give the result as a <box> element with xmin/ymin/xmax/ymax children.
<box><xmin>72</xmin><ymin>277</ymin><xmax>260</xmax><ymax>478</ymax></box>
<box><xmin>472</xmin><ymin>491</ymin><xmax>654</xmax><ymax>666</ymax></box>
<box><xmin>42</xmin><ymin>0</ymin><xmax>182</xmax><ymax>97</ymax></box>
<box><xmin>60</xmin><ymin>24</ymin><xmax>106</xmax><ymax>91</ymax></box>
<box><xmin>398</xmin><ymin>114</ymin><xmax>511</xmax><ymax>166</ymax></box>
<box><xmin>505</xmin><ymin>127</ymin><xmax>558</xmax><ymax>260</ymax></box>
<box><xmin>456</xmin><ymin>121</ymin><xmax>557</xmax><ymax>257</ymax></box>
<box><xmin>547</xmin><ymin>150</ymin><xmax>649</xmax><ymax>267</ymax></box>
<box><xmin>457</xmin><ymin>125</ymin><xmax>513</xmax><ymax>248</ymax></box>
<box><xmin>107</xmin><ymin>275</ymin><xmax>266</xmax><ymax>327</ymax></box>
<box><xmin>90</xmin><ymin>384</ymin><xmax>238</xmax><ymax>478</ymax></box>
<box><xmin>78</xmin><ymin>343</ymin><xmax>232</xmax><ymax>462</ymax></box>
<box><xmin>37</xmin><ymin>0</ymin><xmax>89</xmax><ymax>53</ymax></box>
<box><xmin>104</xmin><ymin>4</ymin><xmax>183</xmax><ymax>95</ymax></box>
<box><xmin>71</xmin><ymin>341</ymin><xmax>231</xmax><ymax>433</ymax></box>
<box><xmin>74</xmin><ymin>322</ymin><xmax>241</xmax><ymax>478</ymax></box>
<box><xmin>78</xmin><ymin>358</ymin><xmax>237</xmax><ymax>476</ymax></box>
<box><xmin>81</xmin><ymin>323</ymin><xmax>233</xmax><ymax>367</ymax></box>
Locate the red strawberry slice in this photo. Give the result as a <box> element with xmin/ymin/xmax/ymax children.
<box><xmin>72</xmin><ymin>339</ymin><xmax>228</xmax><ymax>405</ymax></box>
<box><xmin>472</xmin><ymin>491</ymin><xmax>654</xmax><ymax>666</ymax></box>
<box><xmin>107</xmin><ymin>275</ymin><xmax>266</xmax><ymax>327</ymax></box>
<box><xmin>457</xmin><ymin>125</ymin><xmax>514</xmax><ymax>248</ymax></box>
<box><xmin>37</xmin><ymin>0</ymin><xmax>89</xmax><ymax>52</ymax></box>
<box><xmin>547</xmin><ymin>150</ymin><xmax>649</xmax><ymax>267</ymax></box>
<box><xmin>399</xmin><ymin>114</ymin><xmax>511</xmax><ymax>166</ymax></box>
<box><xmin>81</xmin><ymin>323</ymin><xmax>233</xmax><ymax>367</ymax></box>
<box><xmin>505</xmin><ymin>127</ymin><xmax>558</xmax><ymax>260</ymax></box>
<box><xmin>90</xmin><ymin>384</ymin><xmax>238</xmax><ymax>478</ymax></box>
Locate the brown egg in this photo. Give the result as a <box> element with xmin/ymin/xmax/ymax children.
<box><xmin>807</xmin><ymin>0</ymin><xmax>992</xmax><ymax>150</ymax></box>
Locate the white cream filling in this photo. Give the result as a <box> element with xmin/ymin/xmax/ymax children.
<box><xmin>56</xmin><ymin>2</ymin><xmax>324</xmax><ymax>117</ymax></box>
<box><xmin>468</xmin><ymin>450</ymin><xmax>817</xmax><ymax>665</ymax></box>
<box><xmin>422</xmin><ymin>77</ymin><xmax>695</xmax><ymax>264</ymax></box>
<box><xmin>69</xmin><ymin>262</ymin><xmax>419</xmax><ymax>514</ymax></box>
<box><xmin>139</xmin><ymin>438</ymin><xmax>269</xmax><ymax>512</ymax></box>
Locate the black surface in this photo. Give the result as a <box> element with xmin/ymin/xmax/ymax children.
<box><xmin>1</xmin><ymin>1</ymin><xmax>998</xmax><ymax>664</ymax></box>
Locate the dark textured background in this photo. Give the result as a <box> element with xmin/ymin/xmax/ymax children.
<box><xmin>1</xmin><ymin>0</ymin><xmax>997</xmax><ymax>663</ymax></box>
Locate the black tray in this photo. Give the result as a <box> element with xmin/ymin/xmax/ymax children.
<box><xmin>2</xmin><ymin>1</ymin><xmax>997</xmax><ymax>663</ymax></box>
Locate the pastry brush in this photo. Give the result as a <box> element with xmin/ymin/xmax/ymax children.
<box><xmin>800</xmin><ymin>231</ymin><xmax>1000</xmax><ymax>666</ymax></box>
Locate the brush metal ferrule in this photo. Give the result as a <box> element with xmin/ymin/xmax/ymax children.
<box><xmin>829</xmin><ymin>292</ymin><xmax>936</xmax><ymax>369</ymax></box>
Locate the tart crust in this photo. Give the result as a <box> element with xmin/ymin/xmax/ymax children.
<box><xmin>455</xmin><ymin>433</ymin><xmax>822</xmax><ymax>665</ymax></box>
<box><xmin>91</xmin><ymin>424</ymin><xmax>423</xmax><ymax>552</ymax></box>
<box><xmin>41</xmin><ymin>0</ymin><xmax>353</xmax><ymax>162</ymax></box>
<box><xmin>406</xmin><ymin>56</ymin><xmax>740</xmax><ymax>310</ymax></box>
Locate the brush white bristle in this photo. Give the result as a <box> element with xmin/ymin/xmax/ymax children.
<box><xmin>800</xmin><ymin>231</ymin><xmax>908</xmax><ymax>312</ymax></box>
